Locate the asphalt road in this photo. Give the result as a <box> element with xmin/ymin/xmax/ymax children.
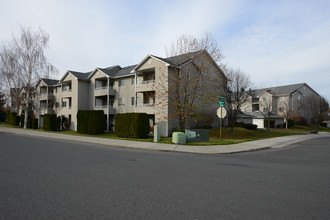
<box><xmin>1</xmin><ymin>132</ymin><xmax>330</xmax><ymax>219</ymax></box>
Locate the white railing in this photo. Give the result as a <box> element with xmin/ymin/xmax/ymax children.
<box><xmin>62</xmin><ymin>88</ymin><xmax>72</xmax><ymax>92</ymax></box>
<box><xmin>139</xmin><ymin>79</ymin><xmax>155</xmax><ymax>85</ymax></box>
<box><xmin>95</xmin><ymin>105</ymin><xmax>114</xmax><ymax>109</ymax></box>
<box><xmin>137</xmin><ymin>103</ymin><xmax>155</xmax><ymax>107</ymax></box>
<box><xmin>95</xmin><ymin>86</ymin><xmax>107</xmax><ymax>90</ymax></box>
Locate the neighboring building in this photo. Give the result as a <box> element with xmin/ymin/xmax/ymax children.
<box><xmin>12</xmin><ymin>50</ymin><xmax>225</xmax><ymax>136</ymax></box>
<box><xmin>239</xmin><ymin>83</ymin><xmax>321</xmax><ymax>127</ymax></box>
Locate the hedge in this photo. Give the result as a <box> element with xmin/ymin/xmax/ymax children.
<box><xmin>8</xmin><ymin>112</ymin><xmax>19</xmax><ymax>125</ymax></box>
<box><xmin>0</xmin><ymin>109</ymin><xmax>5</xmax><ymax>122</ymax></box>
<box><xmin>77</xmin><ymin>110</ymin><xmax>105</xmax><ymax>135</ymax></box>
<box><xmin>115</xmin><ymin>113</ymin><xmax>150</xmax><ymax>138</ymax></box>
<box><xmin>32</xmin><ymin>119</ymin><xmax>38</xmax><ymax>129</ymax></box>
<box><xmin>264</xmin><ymin>119</ymin><xmax>275</xmax><ymax>128</ymax></box>
<box><xmin>20</xmin><ymin>114</ymin><xmax>25</xmax><ymax>127</ymax></box>
<box><xmin>243</xmin><ymin>124</ymin><xmax>258</xmax><ymax>130</ymax></box>
<box><xmin>43</xmin><ymin>114</ymin><xmax>58</xmax><ymax>131</ymax></box>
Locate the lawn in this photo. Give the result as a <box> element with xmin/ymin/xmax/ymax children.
<box><xmin>2</xmin><ymin>122</ymin><xmax>327</xmax><ymax>145</ymax></box>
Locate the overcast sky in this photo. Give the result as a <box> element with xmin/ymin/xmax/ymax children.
<box><xmin>1</xmin><ymin>0</ymin><xmax>329</xmax><ymax>100</ymax></box>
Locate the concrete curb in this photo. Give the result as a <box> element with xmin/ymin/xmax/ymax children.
<box><xmin>1</xmin><ymin>127</ymin><xmax>329</xmax><ymax>154</ymax></box>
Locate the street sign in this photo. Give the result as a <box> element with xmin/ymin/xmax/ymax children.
<box><xmin>219</xmin><ymin>101</ymin><xmax>224</xmax><ymax>107</ymax></box>
<box><xmin>217</xmin><ymin>107</ymin><xmax>227</xmax><ymax>118</ymax></box>
<box><xmin>220</xmin><ymin>96</ymin><xmax>225</xmax><ymax>102</ymax></box>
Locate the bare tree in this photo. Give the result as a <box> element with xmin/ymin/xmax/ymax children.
<box><xmin>223</xmin><ymin>67</ymin><xmax>252</xmax><ymax>134</ymax></box>
<box><xmin>304</xmin><ymin>94</ymin><xmax>329</xmax><ymax>130</ymax></box>
<box><xmin>0</xmin><ymin>26</ymin><xmax>57</xmax><ymax>128</ymax></box>
<box><xmin>161</xmin><ymin>32</ymin><xmax>226</xmax><ymax>129</ymax></box>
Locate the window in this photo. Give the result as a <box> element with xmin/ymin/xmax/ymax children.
<box><xmin>263</xmin><ymin>107</ymin><xmax>268</xmax><ymax>112</ymax></box>
<box><xmin>131</xmin><ymin>97</ymin><xmax>135</xmax><ymax>106</ymax></box>
<box><xmin>131</xmin><ymin>77</ymin><xmax>135</xmax><ymax>85</ymax></box>
<box><xmin>298</xmin><ymin>95</ymin><xmax>301</xmax><ymax>101</ymax></box>
<box><xmin>55</xmin><ymin>102</ymin><xmax>59</xmax><ymax>108</ymax></box>
<box><xmin>279</xmin><ymin>107</ymin><xmax>284</xmax><ymax>112</ymax></box>
<box><xmin>119</xmin><ymin>78</ymin><xmax>125</xmax><ymax>86</ymax></box>
<box><xmin>263</xmin><ymin>97</ymin><xmax>268</xmax><ymax>102</ymax></box>
<box><xmin>62</xmin><ymin>101</ymin><xmax>67</xmax><ymax>108</ymax></box>
<box><xmin>118</xmin><ymin>98</ymin><xmax>124</xmax><ymax>105</ymax></box>
<box><xmin>109</xmin><ymin>81</ymin><xmax>114</xmax><ymax>87</ymax></box>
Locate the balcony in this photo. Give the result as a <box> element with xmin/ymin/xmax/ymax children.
<box><xmin>39</xmin><ymin>107</ymin><xmax>54</xmax><ymax>115</ymax></box>
<box><xmin>94</xmin><ymin>86</ymin><xmax>116</xmax><ymax>96</ymax></box>
<box><xmin>136</xmin><ymin>79</ymin><xmax>155</xmax><ymax>92</ymax></box>
<box><xmin>40</xmin><ymin>93</ymin><xmax>54</xmax><ymax>100</ymax></box>
<box><xmin>136</xmin><ymin>104</ymin><xmax>155</xmax><ymax>114</ymax></box>
<box><xmin>95</xmin><ymin>104</ymin><xmax>116</xmax><ymax>114</ymax></box>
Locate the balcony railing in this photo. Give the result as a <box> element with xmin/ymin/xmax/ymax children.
<box><xmin>62</xmin><ymin>88</ymin><xmax>72</xmax><ymax>92</ymax></box>
<box><xmin>137</xmin><ymin>103</ymin><xmax>155</xmax><ymax>107</ymax></box>
<box><xmin>95</xmin><ymin>86</ymin><xmax>107</xmax><ymax>90</ymax></box>
<box><xmin>138</xmin><ymin>79</ymin><xmax>155</xmax><ymax>85</ymax></box>
<box><xmin>95</xmin><ymin>105</ymin><xmax>114</xmax><ymax>109</ymax></box>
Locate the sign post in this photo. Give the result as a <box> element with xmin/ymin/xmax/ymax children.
<box><xmin>217</xmin><ymin>96</ymin><xmax>227</xmax><ymax>140</ymax></box>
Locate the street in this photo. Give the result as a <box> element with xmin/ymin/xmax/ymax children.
<box><xmin>1</xmin><ymin>132</ymin><xmax>330</xmax><ymax>219</ymax></box>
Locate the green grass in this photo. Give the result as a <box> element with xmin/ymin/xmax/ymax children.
<box><xmin>1</xmin><ymin>122</ymin><xmax>329</xmax><ymax>146</ymax></box>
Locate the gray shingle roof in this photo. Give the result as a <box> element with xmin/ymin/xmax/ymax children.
<box><xmin>98</xmin><ymin>65</ymin><xmax>137</xmax><ymax>78</ymax></box>
<box><xmin>249</xmin><ymin>83</ymin><xmax>306</xmax><ymax>97</ymax></box>
<box><xmin>41</xmin><ymin>78</ymin><xmax>59</xmax><ymax>86</ymax></box>
<box><xmin>68</xmin><ymin>71</ymin><xmax>91</xmax><ymax>80</ymax></box>
<box><xmin>152</xmin><ymin>51</ymin><xmax>202</xmax><ymax>66</ymax></box>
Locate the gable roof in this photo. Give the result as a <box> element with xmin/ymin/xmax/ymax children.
<box><xmin>35</xmin><ymin>78</ymin><xmax>59</xmax><ymax>87</ymax></box>
<box><xmin>248</xmin><ymin>83</ymin><xmax>307</xmax><ymax>98</ymax></box>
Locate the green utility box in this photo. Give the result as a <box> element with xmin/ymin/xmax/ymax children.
<box><xmin>172</xmin><ymin>132</ymin><xmax>186</xmax><ymax>144</ymax></box>
<box><xmin>185</xmin><ymin>129</ymin><xmax>210</xmax><ymax>142</ymax></box>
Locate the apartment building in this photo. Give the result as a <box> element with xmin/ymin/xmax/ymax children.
<box><xmin>239</xmin><ymin>83</ymin><xmax>320</xmax><ymax>127</ymax></box>
<box><xmin>28</xmin><ymin>50</ymin><xmax>225</xmax><ymax>136</ymax></box>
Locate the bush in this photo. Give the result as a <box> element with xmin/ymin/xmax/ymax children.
<box><xmin>15</xmin><ymin>116</ymin><xmax>20</xmax><ymax>126</ymax></box>
<box><xmin>264</xmin><ymin>119</ymin><xmax>275</xmax><ymax>128</ymax></box>
<box><xmin>27</xmin><ymin>118</ymin><xmax>33</xmax><ymax>128</ymax></box>
<box><xmin>7</xmin><ymin>112</ymin><xmax>18</xmax><ymax>125</ymax></box>
<box><xmin>0</xmin><ymin>109</ymin><xmax>6</xmax><ymax>122</ymax></box>
<box><xmin>43</xmin><ymin>114</ymin><xmax>58</xmax><ymax>131</ymax></box>
<box><xmin>243</xmin><ymin>124</ymin><xmax>258</xmax><ymax>130</ymax></box>
<box><xmin>32</xmin><ymin>119</ymin><xmax>38</xmax><ymax>129</ymax></box>
<box><xmin>235</xmin><ymin>122</ymin><xmax>245</xmax><ymax>127</ymax></box>
<box><xmin>172</xmin><ymin>127</ymin><xmax>185</xmax><ymax>134</ymax></box>
<box><xmin>287</xmin><ymin>119</ymin><xmax>295</xmax><ymax>128</ymax></box>
<box><xmin>20</xmin><ymin>114</ymin><xmax>25</xmax><ymax>127</ymax></box>
<box><xmin>115</xmin><ymin>113</ymin><xmax>150</xmax><ymax>138</ymax></box>
<box><xmin>77</xmin><ymin>110</ymin><xmax>105</xmax><ymax>135</ymax></box>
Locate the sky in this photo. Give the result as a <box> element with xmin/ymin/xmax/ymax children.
<box><xmin>1</xmin><ymin>0</ymin><xmax>329</xmax><ymax>100</ymax></box>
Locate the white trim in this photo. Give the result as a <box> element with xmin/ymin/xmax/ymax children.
<box><xmin>131</xmin><ymin>55</ymin><xmax>171</xmax><ymax>73</ymax></box>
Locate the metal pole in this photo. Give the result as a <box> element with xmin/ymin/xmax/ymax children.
<box><xmin>220</xmin><ymin>107</ymin><xmax>222</xmax><ymax>140</ymax></box>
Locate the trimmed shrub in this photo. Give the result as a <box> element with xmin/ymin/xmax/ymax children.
<box><xmin>115</xmin><ymin>113</ymin><xmax>150</xmax><ymax>138</ymax></box>
<box><xmin>43</xmin><ymin>114</ymin><xmax>58</xmax><ymax>131</ymax></box>
<box><xmin>77</xmin><ymin>110</ymin><xmax>105</xmax><ymax>135</ymax></box>
<box><xmin>0</xmin><ymin>109</ymin><xmax>6</xmax><ymax>122</ymax></box>
<box><xmin>15</xmin><ymin>116</ymin><xmax>20</xmax><ymax>126</ymax></box>
<box><xmin>235</xmin><ymin>122</ymin><xmax>245</xmax><ymax>127</ymax></box>
<box><xmin>32</xmin><ymin>119</ymin><xmax>38</xmax><ymax>129</ymax></box>
<box><xmin>287</xmin><ymin>119</ymin><xmax>295</xmax><ymax>128</ymax></box>
<box><xmin>20</xmin><ymin>114</ymin><xmax>25</xmax><ymax>127</ymax></box>
<box><xmin>8</xmin><ymin>112</ymin><xmax>18</xmax><ymax>125</ymax></box>
<box><xmin>264</xmin><ymin>119</ymin><xmax>275</xmax><ymax>128</ymax></box>
<box><xmin>27</xmin><ymin>118</ymin><xmax>32</xmax><ymax>128</ymax></box>
<box><xmin>243</xmin><ymin>124</ymin><xmax>258</xmax><ymax>130</ymax></box>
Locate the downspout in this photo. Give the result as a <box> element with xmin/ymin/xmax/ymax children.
<box><xmin>134</xmin><ymin>72</ymin><xmax>137</xmax><ymax>112</ymax></box>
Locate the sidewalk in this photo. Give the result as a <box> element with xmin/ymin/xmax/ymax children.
<box><xmin>1</xmin><ymin>126</ymin><xmax>329</xmax><ymax>154</ymax></box>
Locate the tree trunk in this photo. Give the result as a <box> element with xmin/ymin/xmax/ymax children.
<box><xmin>24</xmin><ymin>105</ymin><xmax>28</xmax><ymax>129</ymax></box>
